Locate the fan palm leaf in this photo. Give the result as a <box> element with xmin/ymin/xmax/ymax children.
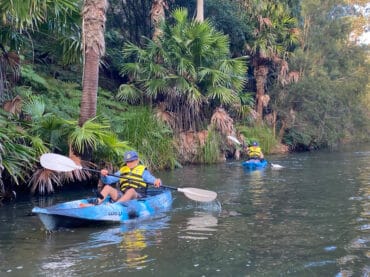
<box><xmin>117</xmin><ymin>84</ymin><xmax>143</xmax><ymax>104</ymax></box>
<box><xmin>67</xmin><ymin>118</ymin><xmax>112</xmax><ymax>154</ymax></box>
<box><xmin>120</xmin><ymin>8</ymin><xmax>248</xmax><ymax>133</ymax></box>
<box><xmin>207</xmin><ymin>87</ymin><xmax>238</xmax><ymax>105</ymax></box>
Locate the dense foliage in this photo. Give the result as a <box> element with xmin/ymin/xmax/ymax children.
<box><xmin>0</xmin><ymin>0</ymin><xmax>369</xmax><ymax>196</ymax></box>
<box><xmin>119</xmin><ymin>8</ymin><xmax>247</xmax><ymax>132</ymax></box>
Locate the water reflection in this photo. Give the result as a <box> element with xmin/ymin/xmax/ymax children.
<box><xmin>243</xmin><ymin>166</ymin><xmax>266</xmax><ymax>182</ymax></box>
<box><xmin>247</xmin><ymin>169</ymin><xmax>274</xmax><ymax>221</ymax></box>
<box><xmin>178</xmin><ymin>211</ymin><xmax>218</xmax><ymax>240</ymax></box>
<box><xmin>336</xmin><ymin>149</ymin><xmax>370</xmax><ymax>277</ymax></box>
<box><xmin>119</xmin><ymin>229</ymin><xmax>149</xmax><ymax>269</ymax></box>
<box><xmin>37</xmin><ymin>215</ymin><xmax>170</xmax><ymax>275</ymax></box>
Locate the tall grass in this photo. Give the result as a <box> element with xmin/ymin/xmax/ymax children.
<box><xmin>237</xmin><ymin>124</ymin><xmax>277</xmax><ymax>153</ymax></box>
<box><xmin>109</xmin><ymin>106</ymin><xmax>178</xmax><ymax>172</ymax></box>
<box><xmin>197</xmin><ymin>127</ymin><xmax>222</xmax><ymax>164</ymax></box>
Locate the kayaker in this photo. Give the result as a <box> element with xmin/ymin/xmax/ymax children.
<box><xmin>92</xmin><ymin>150</ymin><xmax>161</xmax><ymax>205</ymax></box>
<box><xmin>245</xmin><ymin>141</ymin><xmax>264</xmax><ymax>160</ymax></box>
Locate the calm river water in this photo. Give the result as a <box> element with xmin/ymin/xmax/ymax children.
<box><xmin>1</xmin><ymin>144</ymin><xmax>370</xmax><ymax>276</ymax></box>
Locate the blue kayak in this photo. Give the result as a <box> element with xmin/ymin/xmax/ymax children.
<box><xmin>32</xmin><ymin>188</ymin><xmax>173</xmax><ymax>231</ymax></box>
<box><xmin>242</xmin><ymin>159</ymin><xmax>268</xmax><ymax>170</ymax></box>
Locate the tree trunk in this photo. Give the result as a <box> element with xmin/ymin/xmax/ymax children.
<box><xmin>77</xmin><ymin>0</ymin><xmax>107</xmax><ymax>159</ymax></box>
<box><xmin>151</xmin><ymin>0</ymin><xmax>167</xmax><ymax>41</ymax></box>
<box><xmin>195</xmin><ymin>0</ymin><xmax>204</xmax><ymax>22</ymax></box>
<box><xmin>278</xmin><ymin>120</ymin><xmax>287</xmax><ymax>141</ymax></box>
<box><xmin>254</xmin><ymin>64</ymin><xmax>268</xmax><ymax>122</ymax></box>
<box><xmin>0</xmin><ymin>63</ymin><xmax>4</xmax><ymax>100</ymax></box>
<box><xmin>79</xmin><ymin>50</ymin><xmax>100</xmax><ymax>125</ymax></box>
<box><xmin>79</xmin><ymin>0</ymin><xmax>108</xmax><ymax>126</ymax></box>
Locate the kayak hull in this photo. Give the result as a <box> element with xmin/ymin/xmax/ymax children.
<box><xmin>242</xmin><ymin>159</ymin><xmax>268</xmax><ymax>170</ymax></box>
<box><xmin>32</xmin><ymin>188</ymin><xmax>173</xmax><ymax>231</ymax></box>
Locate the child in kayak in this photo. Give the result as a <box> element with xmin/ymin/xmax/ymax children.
<box><xmin>245</xmin><ymin>141</ymin><xmax>264</xmax><ymax>160</ymax></box>
<box><xmin>80</xmin><ymin>151</ymin><xmax>161</xmax><ymax>207</ymax></box>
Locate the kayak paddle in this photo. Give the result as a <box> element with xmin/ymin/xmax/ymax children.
<box><xmin>40</xmin><ymin>153</ymin><xmax>218</xmax><ymax>202</ymax></box>
<box><xmin>227</xmin><ymin>135</ymin><xmax>243</xmax><ymax>146</ymax></box>
<box><xmin>227</xmin><ymin>135</ymin><xmax>284</xmax><ymax>169</ymax></box>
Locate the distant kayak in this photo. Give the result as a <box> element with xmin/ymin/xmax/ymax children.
<box><xmin>32</xmin><ymin>188</ymin><xmax>173</xmax><ymax>231</ymax></box>
<box><xmin>242</xmin><ymin>159</ymin><xmax>268</xmax><ymax>170</ymax></box>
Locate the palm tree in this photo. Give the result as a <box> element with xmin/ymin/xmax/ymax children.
<box><xmin>27</xmin><ymin>96</ymin><xmax>129</xmax><ymax>193</ymax></box>
<box><xmin>0</xmin><ymin>92</ymin><xmax>129</xmax><ymax>195</ymax></box>
<box><xmin>243</xmin><ymin>1</ymin><xmax>300</xmax><ymax>122</ymax></box>
<box><xmin>79</xmin><ymin>0</ymin><xmax>108</xmax><ymax>126</ymax></box>
<box><xmin>119</xmin><ymin>8</ymin><xmax>249</xmax><ymax>162</ymax></box>
<box><xmin>150</xmin><ymin>0</ymin><xmax>168</xmax><ymax>41</ymax></box>
<box><xmin>119</xmin><ymin>8</ymin><xmax>247</xmax><ymax>133</ymax></box>
<box><xmin>0</xmin><ymin>0</ymin><xmax>79</xmax><ymax>100</ymax></box>
<box><xmin>0</xmin><ymin>110</ymin><xmax>37</xmax><ymax>195</ymax></box>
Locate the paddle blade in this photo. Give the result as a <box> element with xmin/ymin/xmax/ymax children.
<box><xmin>227</xmin><ymin>135</ymin><xmax>241</xmax><ymax>145</ymax></box>
<box><xmin>40</xmin><ymin>153</ymin><xmax>82</xmax><ymax>172</ymax></box>
<box><xmin>271</xmin><ymin>163</ymin><xmax>284</xmax><ymax>169</ymax></box>
<box><xmin>177</xmin><ymin>187</ymin><xmax>217</xmax><ymax>202</ymax></box>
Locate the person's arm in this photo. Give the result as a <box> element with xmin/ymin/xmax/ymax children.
<box><xmin>142</xmin><ymin>170</ymin><xmax>161</xmax><ymax>187</ymax></box>
<box><xmin>100</xmin><ymin>169</ymin><xmax>120</xmax><ymax>184</ymax></box>
<box><xmin>259</xmin><ymin>148</ymin><xmax>264</xmax><ymax>159</ymax></box>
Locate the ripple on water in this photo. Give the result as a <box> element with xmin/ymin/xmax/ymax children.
<box><xmin>337</xmin><ymin>255</ymin><xmax>359</xmax><ymax>265</ymax></box>
<box><xmin>178</xmin><ymin>212</ymin><xmax>218</xmax><ymax>240</ymax></box>
<box><xmin>304</xmin><ymin>260</ymin><xmax>336</xmax><ymax>268</ymax></box>
<box><xmin>346</xmin><ymin>237</ymin><xmax>370</xmax><ymax>250</ymax></box>
<box><xmin>358</xmin><ymin>224</ymin><xmax>370</xmax><ymax>231</ymax></box>
<box><xmin>324</xmin><ymin>246</ymin><xmax>337</xmax><ymax>252</ymax></box>
<box><xmin>335</xmin><ymin>269</ymin><xmax>354</xmax><ymax>277</ymax></box>
<box><xmin>349</xmin><ymin>195</ymin><xmax>370</xmax><ymax>201</ymax></box>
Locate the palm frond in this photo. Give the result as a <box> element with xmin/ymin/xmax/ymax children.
<box><xmin>210</xmin><ymin>107</ymin><xmax>235</xmax><ymax>136</ymax></box>
<box><xmin>22</xmin><ymin>94</ymin><xmax>46</xmax><ymax>119</ymax></box>
<box><xmin>119</xmin><ymin>8</ymin><xmax>247</xmax><ymax>132</ymax></box>
<box><xmin>207</xmin><ymin>87</ymin><xmax>238</xmax><ymax>105</ymax></box>
<box><xmin>144</xmin><ymin>78</ymin><xmax>167</xmax><ymax>97</ymax></box>
<box><xmin>117</xmin><ymin>84</ymin><xmax>143</xmax><ymax>104</ymax></box>
<box><xmin>29</xmin><ymin>168</ymin><xmax>60</xmax><ymax>195</ymax></box>
<box><xmin>67</xmin><ymin>117</ymin><xmax>111</xmax><ymax>154</ymax></box>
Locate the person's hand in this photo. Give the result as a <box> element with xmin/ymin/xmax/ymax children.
<box><xmin>154</xmin><ymin>178</ymin><xmax>161</xmax><ymax>188</ymax></box>
<box><xmin>100</xmin><ymin>169</ymin><xmax>108</xmax><ymax>176</ymax></box>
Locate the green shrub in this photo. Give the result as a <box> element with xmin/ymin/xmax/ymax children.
<box><xmin>237</xmin><ymin>124</ymin><xmax>277</xmax><ymax>153</ymax></box>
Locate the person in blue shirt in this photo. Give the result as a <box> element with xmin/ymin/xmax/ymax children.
<box><xmin>96</xmin><ymin>150</ymin><xmax>161</xmax><ymax>205</ymax></box>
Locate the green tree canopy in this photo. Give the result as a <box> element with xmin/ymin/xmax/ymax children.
<box><xmin>119</xmin><ymin>7</ymin><xmax>248</xmax><ymax>132</ymax></box>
